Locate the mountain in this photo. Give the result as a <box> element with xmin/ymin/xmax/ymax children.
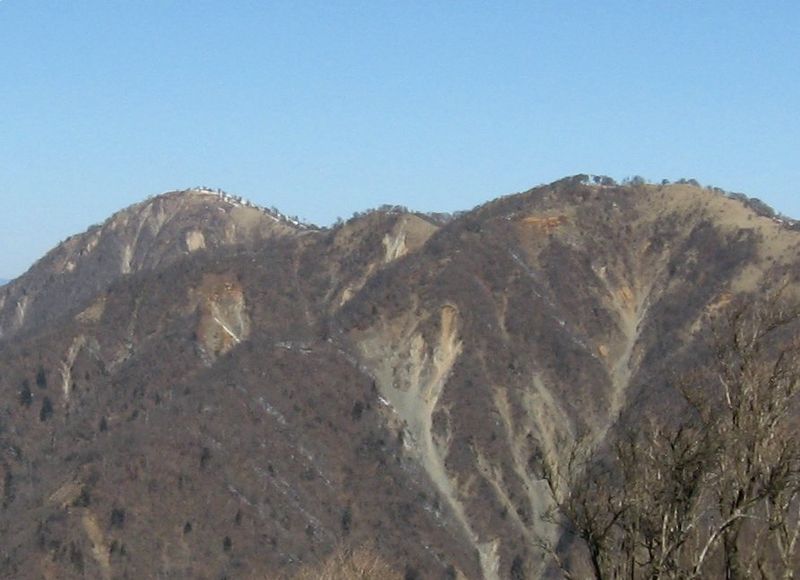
<box><xmin>0</xmin><ymin>189</ymin><xmax>308</xmax><ymax>342</ymax></box>
<box><xmin>0</xmin><ymin>178</ymin><xmax>798</xmax><ymax>579</ymax></box>
<box><xmin>0</xmin><ymin>279</ymin><xmax>8</xmax><ymax>287</ymax></box>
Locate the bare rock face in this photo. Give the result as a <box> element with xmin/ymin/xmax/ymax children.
<box><xmin>0</xmin><ymin>179</ymin><xmax>798</xmax><ymax>579</ymax></box>
<box><xmin>191</xmin><ymin>274</ymin><xmax>251</xmax><ymax>364</ymax></box>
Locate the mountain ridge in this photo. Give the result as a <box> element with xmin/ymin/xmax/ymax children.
<box><xmin>0</xmin><ymin>188</ymin><xmax>313</xmax><ymax>341</ymax></box>
<box><xmin>0</xmin><ymin>177</ymin><xmax>798</xmax><ymax>578</ymax></box>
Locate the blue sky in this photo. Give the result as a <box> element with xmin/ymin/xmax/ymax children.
<box><xmin>1</xmin><ymin>1</ymin><xmax>798</xmax><ymax>277</ymax></box>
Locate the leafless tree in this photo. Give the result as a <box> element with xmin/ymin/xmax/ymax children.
<box><xmin>540</xmin><ymin>436</ymin><xmax>625</xmax><ymax>580</ymax></box>
<box><xmin>540</xmin><ymin>288</ymin><xmax>800</xmax><ymax>579</ymax></box>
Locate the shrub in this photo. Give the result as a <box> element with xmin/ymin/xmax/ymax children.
<box><xmin>200</xmin><ymin>447</ymin><xmax>211</xmax><ymax>469</ymax></box>
<box><xmin>340</xmin><ymin>507</ymin><xmax>352</xmax><ymax>535</ymax></box>
<box><xmin>39</xmin><ymin>397</ymin><xmax>53</xmax><ymax>422</ymax></box>
<box><xmin>110</xmin><ymin>508</ymin><xmax>126</xmax><ymax>528</ymax></box>
<box><xmin>290</xmin><ymin>546</ymin><xmax>402</xmax><ymax>580</ymax></box>
<box><xmin>35</xmin><ymin>367</ymin><xmax>47</xmax><ymax>389</ymax></box>
<box><xmin>19</xmin><ymin>383</ymin><xmax>32</xmax><ymax>407</ymax></box>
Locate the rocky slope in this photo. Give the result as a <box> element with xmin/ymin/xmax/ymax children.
<box><xmin>0</xmin><ymin>178</ymin><xmax>798</xmax><ymax>579</ymax></box>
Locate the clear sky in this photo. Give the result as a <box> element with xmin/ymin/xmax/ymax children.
<box><xmin>1</xmin><ymin>1</ymin><xmax>798</xmax><ymax>278</ymax></box>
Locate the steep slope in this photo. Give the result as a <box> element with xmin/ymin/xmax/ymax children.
<box><xmin>0</xmin><ymin>179</ymin><xmax>798</xmax><ymax>579</ymax></box>
<box><xmin>0</xmin><ymin>189</ymin><xmax>307</xmax><ymax>341</ymax></box>
<box><xmin>0</xmin><ymin>201</ymin><xmax>466</xmax><ymax>579</ymax></box>
<box><xmin>338</xmin><ymin>179</ymin><xmax>800</xmax><ymax>577</ymax></box>
<box><xmin>0</xmin><ymin>261</ymin><xmax>477</xmax><ymax>579</ymax></box>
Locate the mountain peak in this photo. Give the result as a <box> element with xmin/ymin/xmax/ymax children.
<box><xmin>157</xmin><ymin>187</ymin><xmax>316</xmax><ymax>230</ymax></box>
<box><xmin>0</xmin><ymin>188</ymin><xmax>314</xmax><ymax>340</ymax></box>
<box><xmin>0</xmin><ymin>177</ymin><xmax>799</xmax><ymax>577</ymax></box>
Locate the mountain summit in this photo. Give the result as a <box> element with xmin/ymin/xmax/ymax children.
<box><xmin>0</xmin><ymin>189</ymin><xmax>311</xmax><ymax>341</ymax></box>
<box><xmin>0</xmin><ymin>177</ymin><xmax>798</xmax><ymax>578</ymax></box>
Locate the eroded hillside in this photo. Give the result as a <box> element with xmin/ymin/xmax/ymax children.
<box><xmin>0</xmin><ymin>189</ymin><xmax>307</xmax><ymax>341</ymax></box>
<box><xmin>0</xmin><ymin>179</ymin><xmax>798</xmax><ymax>579</ymax></box>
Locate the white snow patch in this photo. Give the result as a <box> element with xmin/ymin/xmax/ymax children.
<box><xmin>213</xmin><ymin>316</ymin><xmax>241</xmax><ymax>344</ymax></box>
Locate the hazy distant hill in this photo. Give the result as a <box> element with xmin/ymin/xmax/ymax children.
<box><xmin>0</xmin><ymin>178</ymin><xmax>798</xmax><ymax>579</ymax></box>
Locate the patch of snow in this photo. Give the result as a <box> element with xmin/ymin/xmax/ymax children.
<box><xmin>256</xmin><ymin>396</ymin><xmax>288</xmax><ymax>426</ymax></box>
<box><xmin>275</xmin><ymin>341</ymin><xmax>312</xmax><ymax>353</ymax></box>
<box><xmin>212</xmin><ymin>316</ymin><xmax>241</xmax><ymax>344</ymax></box>
<box><xmin>186</xmin><ymin>187</ymin><xmax>316</xmax><ymax>229</ymax></box>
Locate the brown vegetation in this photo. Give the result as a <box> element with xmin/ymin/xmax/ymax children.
<box><xmin>521</xmin><ymin>214</ymin><xmax>569</xmax><ymax>233</ymax></box>
<box><xmin>0</xmin><ymin>180</ymin><xmax>798</xmax><ymax>578</ymax></box>
<box><xmin>290</xmin><ymin>546</ymin><xmax>403</xmax><ymax>580</ymax></box>
<box><xmin>540</xmin><ymin>289</ymin><xmax>800</xmax><ymax>579</ymax></box>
